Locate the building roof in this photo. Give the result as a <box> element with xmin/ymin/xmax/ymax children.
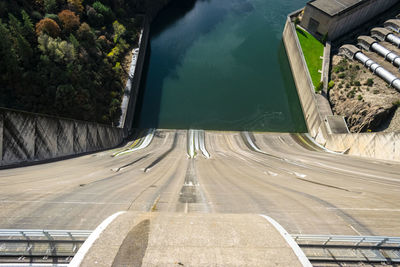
<box><xmin>308</xmin><ymin>0</ymin><xmax>365</xmax><ymax>17</ymax></box>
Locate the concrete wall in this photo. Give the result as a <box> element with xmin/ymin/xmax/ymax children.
<box><xmin>0</xmin><ymin>108</ymin><xmax>124</xmax><ymax>167</ymax></box>
<box><xmin>122</xmin><ymin>17</ymin><xmax>150</xmax><ymax>134</ymax></box>
<box><xmin>301</xmin><ymin>0</ymin><xmax>398</xmax><ymax>40</ymax></box>
<box><xmin>284</xmin><ymin>15</ymin><xmax>400</xmax><ymax>161</ymax></box>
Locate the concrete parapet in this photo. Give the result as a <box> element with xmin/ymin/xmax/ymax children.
<box><xmin>283</xmin><ymin>16</ymin><xmax>400</xmax><ymax>162</ymax></box>
<box><xmin>0</xmin><ymin>108</ymin><xmax>124</xmax><ymax>167</ymax></box>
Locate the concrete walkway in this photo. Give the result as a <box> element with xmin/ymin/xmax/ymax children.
<box><xmin>78</xmin><ymin>212</ymin><xmax>309</xmax><ymax>267</ymax></box>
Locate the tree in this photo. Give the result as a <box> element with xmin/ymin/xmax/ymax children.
<box><xmin>58</xmin><ymin>10</ymin><xmax>80</xmax><ymax>33</ymax></box>
<box><xmin>21</xmin><ymin>10</ymin><xmax>35</xmax><ymax>41</ymax></box>
<box><xmin>112</xmin><ymin>20</ymin><xmax>126</xmax><ymax>43</ymax></box>
<box><xmin>36</xmin><ymin>18</ymin><xmax>61</xmax><ymax>37</ymax></box>
<box><xmin>67</xmin><ymin>0</ymin><xmax>84</xmax><ymax>13</ymax></box>
<box><xmin>38</xmin><ymin>34</ymin><xmax>76</xmax><ymax>63</ymax></box>
<box><xmin>43</xmin><ymin>0</ymin><xmax>57</xmax><ymax>13</ymax></box>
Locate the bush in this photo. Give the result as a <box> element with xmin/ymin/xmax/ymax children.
<box><xmin>315</xmin><ymin>81</ymin><xmax>323</xmax><ymax>92</ymax></box>
<box><xmin>365</xmin><ymin>78</ymin><xmax>374</xmax><ymax>86</ymax></box>
<box><xmin>36</xmin><ymin>18</ymin><xmax>60</xmax><ymax>37</ymax></box>
<box><xmin>346</xmin><ymin>83</ymin><xmax>350</xmax><ymax>88</ymax></box>
<box><xmin>354</xmin><ymin>81</ymin><xmax>361</xmax><ymax>86</ymax></box>
<box><xmin>357</xmin><ymin>95</ymin><xmax>363</xmax><ymax>101</ymax></box>
<box><xmin>328</xmin><ymin>80</ymin><xmax>335</xmax><ymax>89</ymax></box>
<box><xmin>338</xmin><ymin>73</ymin><xmax>346</xmax><ymax>79</ymax></box>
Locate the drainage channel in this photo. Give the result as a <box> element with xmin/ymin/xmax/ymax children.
<box><xmin>0</xmin><ymin>229</ymin><xmax>91</xmax><ymax>265</ymax></box>
<box><xmin>292</xmin><ymin>234</ymin><xmax>400</xmax><ymax>266</ymax></box>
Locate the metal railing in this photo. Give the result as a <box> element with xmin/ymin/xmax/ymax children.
<box><xmin>0</xmin><ymin>229</ymin><xmax>92</xmax><ymax>265</ymax></box>
<box><xmin>292</xmin><ymin>234</ymin><xmax>400</xmax><ymax>264</ymax></box>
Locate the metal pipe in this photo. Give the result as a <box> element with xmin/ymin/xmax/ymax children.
<box><xmin>354</xmin><ymin>51</ymin><xmax>400</xmax><ymax>91</ymax></box>
<box><xmin>370</xmin><ymin>42</ymin><xmax>400</xmax><ymax>67</ymax></box>
<box><xmin>386</xmin><ymin>33</ymin><xmax>400</xmax><ymax>47</ymax></box>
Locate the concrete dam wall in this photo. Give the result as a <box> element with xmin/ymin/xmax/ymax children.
<box><xmin>283</xmin><ymin>13</ymin><xmax>400</xmax><ymax>161</ymax></box>
<box><xmin>0</xmin><ymin>108</ymin><xmax>124</xmax><ymax>167</ymax></box>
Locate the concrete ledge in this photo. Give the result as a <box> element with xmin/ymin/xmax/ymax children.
<box><xmin>79</xmin><ymin>212</ymin><xmax>309</xmax><ymax>267</ymax></box>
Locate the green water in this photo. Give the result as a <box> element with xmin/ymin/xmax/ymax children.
<box><xmin>134</xmin><ymin>0</ymin><xmax>308</xmax><ymax>132</ymax></box>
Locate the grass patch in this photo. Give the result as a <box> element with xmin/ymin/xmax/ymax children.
<box><xmin>296</xmin><ymin>27</ymin><xmax>324</xmax><ymax>90</ymax></box>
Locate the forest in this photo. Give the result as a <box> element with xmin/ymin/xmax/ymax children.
<box><xmin>0</xmin><ymin>0</ymin><xmax>154</xmax><ymax>125</ymax></box>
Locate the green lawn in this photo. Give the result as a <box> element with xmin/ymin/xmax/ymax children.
<box><xmin>296</xmin><ymin>27</ymin><xmax>324</xmax><ymax>89</ymax></box>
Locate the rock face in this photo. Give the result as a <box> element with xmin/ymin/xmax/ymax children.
<box><xmin>329</xmin><ymin>55</ymin><xmax>400</xmax><ymax>132</ymax></box>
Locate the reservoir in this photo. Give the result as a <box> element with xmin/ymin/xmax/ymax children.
<box><xmin>134</xmin><ymin>0</ymin><xmax>308</xmax><ymax>132</ymax></box>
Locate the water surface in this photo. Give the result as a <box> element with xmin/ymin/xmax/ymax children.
<box><xmin>134</xmin><ymin>0</ymin><xmax>308</xmax><ymax>132</ymax></box>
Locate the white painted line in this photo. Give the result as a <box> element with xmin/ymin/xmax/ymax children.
<box><xmin>259</xmin><ymin>215</ymin><xmax>312</xmax><ymax>267</ymax></box>
<box><xmin>68</xmin><ymin>211</ymin><xmax>126</xmax><ymax>267</ymax></box>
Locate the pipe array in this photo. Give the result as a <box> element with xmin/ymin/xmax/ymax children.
<box><xmin>386</xmin><ymin>33</ymin><xmax>400</xmax><ymax>47</ymax></box>
<box><xmin>354</xmin><ymin>51</ymin><xmax>400</xmax><ymax>91</ymax></box>
<box><xmin>370</xmin><ymin>42</ymin><xmax>400</xmax><ymax>67</ymax></box>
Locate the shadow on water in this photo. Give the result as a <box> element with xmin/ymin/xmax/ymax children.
<box><xmin>133</xmin><ymin>0</ymin><xmax>229</xmax><ymax>130</ymax></box>
<box><xmin>278</xmin><ymin>41</ymin><xmax>307</xmax><ymax>133</ymax></box>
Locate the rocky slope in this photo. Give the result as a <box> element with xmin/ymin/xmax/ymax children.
<box><xmin>329</xmin><ymin>54</ymin><xmax>400</xmax><ymax>132</ymax></box>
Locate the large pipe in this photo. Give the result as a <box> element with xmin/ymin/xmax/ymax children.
<box><xmin>386</xmin><ymin>33</ymin><xmax>400</xmax><ymax>47</ymax></box>
<box><xmin>354</xmin><ymin>51</ymin><xmax>400</xmax><ymax>91</ymax></box>
<box><xmin>370</xmin><ymin>42</ymin><xmax>400</xmax><ymax>68</ymax></box>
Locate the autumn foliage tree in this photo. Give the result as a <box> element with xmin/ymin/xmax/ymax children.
<box><xmin>58</xmin><ymin>10</ymin><xmax>80</xmax><ymax>33</ymax></box>
<box><xmin>67</xmin><ymin>0</ymin><xmax>84</xmax><ymax>13</ymax></box>
<box><xmin>36</xmin><ymin>18</ymin><xmax>60</xmax><ymax>37</ymax></box>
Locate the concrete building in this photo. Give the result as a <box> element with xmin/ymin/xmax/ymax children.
<box><xmin>300</xmin><ymin>0</ymin><xmax>398</xmax><ymax>40</ymax></box>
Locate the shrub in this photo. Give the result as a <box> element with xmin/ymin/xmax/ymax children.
<box><xmin>346</xmin><ymin>83</ymin><xmax>350</xmax><ymax>88</ymax></box>
<box><xmin>354</xmin><ymin>81</ymin><xmax>361</xmax><ymax>86</ymax></box>
<box><xmin>365</xmin><ymin>78</ymin><xmax>374</xmax><ymax>86</ymax></box>
<box><xmin>355</xmin><ymin>65</ymin><xmax>360</xmax><ymax>70</ymax></box>
<box><xmin>58</xmin><ymin>10</ymin><xmax>80</xmax><ymax>32</ymax></box>
<box><xmin>338</xmin><ymin>73</ymin><xmax>346</xmax><ymax>79</ymax></box>
<box><xmin>315</xmin><ymin>81</ymin><xmax>323</xmax><ymax>92</ymax></box>
<box><xmin>328</xmin><ymin>80</ymin><xmax>335</xmax><ymax>89</ymax></box>
<box><xmin>357</xmin><ymin>95</ymin><xmax>363</xmax><ymax>101</ymax></box>
<box><xmin>373</xmin><ymin>89</ymin><xmax>379</xmax><ymax>94</ymax></box>
<box><xmin>36</xmin><ymin>18</ymin><xmax>60</xmax><ymax>37</ymax></box>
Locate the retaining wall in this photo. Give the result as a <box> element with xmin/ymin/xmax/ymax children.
<box><xmin>283</xmin><ymin>14</ymin><xmax>400</xmax><ymax>161</ymax></box>
<box><xmin>122</xmin><ymin>17</ymin><xmax>150</xmax><ymax>134</ymax></box>
<box><xmin>0</xmin><ymin>108</ymin><xmax>124</xmax><ymax>167</ymax></box>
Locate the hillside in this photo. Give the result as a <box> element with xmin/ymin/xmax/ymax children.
<box><xmin>0</xmin><ymin>0</ymin><xmax>169</xmax><ymax>125</ymax></box>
